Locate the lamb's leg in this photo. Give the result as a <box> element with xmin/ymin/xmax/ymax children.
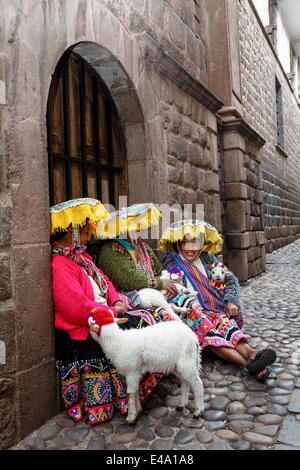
<box><xmin>175</xmin><ymin>378</ymin><xmax>190</xmax><ymax>411</ymax></box>
<box><xmin>176</xmin><ymin>361</ymin><xmax>204</xmax><ymax>419</ymax></box>
<box><xmin>189</xmin><ymin>374</ymin><xmax>204</xmax><ymax>418</ymax></box>
<box><xmin>125</xmin><ymin>374</ymin><xmax>140</xmax><ymax>425</ymax></box>
<box><xmin>135</xmin><ymin>393</ymin><xmax>142</xmax><ymax>419</ymax></box>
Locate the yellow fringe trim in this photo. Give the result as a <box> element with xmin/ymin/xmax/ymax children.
<box><xmin>51</xmin><ymin>201</ymin><xmax>110</xmax><ymax>236</ymax></box>
<box><xmin>97</xmin><ymin>206</ymin><xmax>162</xmax><ymax>238</ymax></box>
<box><xmin>159</xmin><ymin>224</ymin><xmax>223</xmax><ymax>255</ymax></box>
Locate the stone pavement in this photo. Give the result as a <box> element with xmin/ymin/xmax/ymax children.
<box><xmin>11</xmin><ymin>240</ymin><xmax>300</xmax><ymax>451</ymax></box>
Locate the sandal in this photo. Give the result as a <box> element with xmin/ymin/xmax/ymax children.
<box><xmin>255</xmin><ymin>367</ymin><xmax>271</xmax><ymax>382</ymax></box>
<box><xmin>142</xmin><ymin>392</ymin><xmax>166</xmax><ymax>409</ymax></box>
<box><xmin>246</xmin><ymin>348</ymin><xmax>276</xmax><ymax>376</ymax></box>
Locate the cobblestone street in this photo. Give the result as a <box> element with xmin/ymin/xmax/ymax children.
<box><xmin>12</xmin><ymin>240</ymin><xmax>300</xmax><ymax>451</ymax></box>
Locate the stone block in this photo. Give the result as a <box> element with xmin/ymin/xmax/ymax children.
<box><xmin>258</xmin><ymin>231</ymin><xmax>265</xmax><ymax>246</ymax></box>
<box><xmin>0</xmin><ymin>253</ymin><xmax>12</xmax><ymax>301</ymax></box>
<box><xmin>253</xmin><ymin>189</ymin><xmax>263</xmax><ymax>204</ymax></box>
<box><xmin>111</xmin><ymin>87</ymin><xmax>144</xmax><ymax>125</ymax></box>
<box><xmin>223</xmin><ymin>132</ymin><xmax>246</xmax><ymax>151</ymax></box>
<box><xmin>227</xmin><ymin>249</ymin><xmax>248</xmax><ymax>282</ymax></box>
<box><xmin>12</xmin><ymin>245</ymin><xmax>54</xmax><ymax>371</ymax></box>
<box><xmin>226</xmin><ymin>233</ymin><xmax>250</xmax><ymax>250</ymax></box>
<box><xmin>124</xmin><ymin>122</ymin><xmax>150</xmax><ymax>162</ymax></box>
<box><xmin>166</xmin><ymin>6</ymin><xmax>185</xmax><ymax>50</ymax></box>
<box><xmin>188</xmin><ymin>142</ymin><xmax>203</xmax><ymax>167</ymax></box>
<box><xmin>0</xmin><ymin>196</ymin><xmax>12</xmax><ymax>247</ymax></box>
<box><xmin>225</xmin><ymin>200</ymin><xmax>247</xmax><ymax>232</ymax></box>
<box><xmin>0</xmin><ymin>397</ymin><xmax>17</xmax><ymax>449</ymax></box>
<box><xmin>16</xmin><ymin>361</ymin><xmax>59</xmax><ymax>440</ymax></box>
<box><xmin>206</xmin><ymin>172</ymin><xmax>220</xmax><ymax>193</ymax></box>
<box><xmin>223</xmin><ymin>150</ymin><xmax>245</xmax><ymax>183</ymax></box>
<box><xmin>277</xmin><ymin>415</ymin><xmax>300</xmax><ymax>447</ymax></box>
<box><xmin>0</xmin><ymin>308</ymin><xmax>17</xmax><ymax>376</ymax></box>
<box><xmin>0</xmin><ymin>80</ymin><xmax>5</xmax><ymax>104</ymax></box>
<box><xmin>168</xmin><ymin>134</ymin><xmax>187</xmax><ymax>161</ymax></box>
<box><xmin>225</xmin><ymin>183</ymin><xmax>248</xmax><ymax>200</ymax></box>
<box><xmin>10</xmin><ymin>119</ymin><xmax>50</xmax><ymax>245</ymax></box>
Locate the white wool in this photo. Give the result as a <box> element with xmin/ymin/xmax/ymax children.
<box><xmin>89</xmin><ymin>319</ymin><xmax>204</xmax><ymax>425</ymax></box>
<box><xmin>137</xmin><ymin>270</ymin><xmax>198</xmax><ymax>320</ymax></box>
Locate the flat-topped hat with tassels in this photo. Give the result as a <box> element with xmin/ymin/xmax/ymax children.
<box><xmin>159</xmin><ymin>219</ymin><xmax>223</xmax><ymax>255</ymax></box>
<box><xmin>96</xmin><ymin>202</ymin><xmax>162</xmax><ymax>239</ymax></box>
<box><xmin>50</xmin><ymin>198</ymin><xmax>111</xmax><ymax>236</ymax></box>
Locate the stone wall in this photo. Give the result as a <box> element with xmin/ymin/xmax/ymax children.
<box><xmin>238</xmin><ymin>0</ymin><xmax>300</xmax><ymax>251</ymax></box>
<box><xmin>0</xmin><ymin>0</ymin><xmax>220</xmax><ymax>448</ymax></box>
<box><xmin>161</xmin><ymin>77</ymin><xmax>221</xmax><ymax>229</ymax></box>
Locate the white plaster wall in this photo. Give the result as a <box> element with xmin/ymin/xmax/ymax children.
<box><xmin>277</xmin><ymin>11</ymin><xmax>291</xmax><ymax>74</ymax></box>
<box><xmin>252</xmin><ymin>0</ymin><xmax>270</xmax><ymax>26</ymax></box>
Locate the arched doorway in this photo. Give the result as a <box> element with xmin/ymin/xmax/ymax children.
<box><xmin>47</xmin><ymin>49</ymin><xmax>128</xmax><ymax>208</ymax></box>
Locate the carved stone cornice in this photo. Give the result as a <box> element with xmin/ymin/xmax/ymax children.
<box><xmin>220</xmin><ymin>115</ymin><xmax>266</xmax><ymax>149</ymax></box>
<box><xmin>139</xmin><ymin>33</ymin><xmax>224</xmax><ymax>113</ymax></box>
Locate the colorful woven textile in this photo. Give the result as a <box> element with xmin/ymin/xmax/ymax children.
<box><xmin>50</xmin><ymin>198</ymin><xmax>110</xmax><ymax>235</ymax></box>
<box><xmin>186</xmin><ymin>305</ymin><xmax>247</xmax><ymax>349</ymax></box>
<box><xmin>97</xmin><ymin>203</ymin><xmax>162</xmax><ymax>238</ymax></box>
<box><xmin>135</xmin><ymin>239</ymin><xmax>155</xmax><ymax>277</ymax></box>
<box><xmin>52</xmin><ymin>243</ymin><xmax>108</xmax><ymax>297</ymax></box>
<box><xmin>55</xmin><ymin>313</ymin><xmax>164</xmax><ymax>425</ymax></box>
<box><xmin>162</xmin><ymin>251</ymin><xmax>244</xmax><ymax>333</ymax></box>
<box><xmin>165</xmin><ymin>252</ymin><xmax>227</xmax><ymax>314</ymax></box>
<box><xmin>159</xmin><ymin>219</ymin><xmax>223</xmax><ymax>255</ymax></box>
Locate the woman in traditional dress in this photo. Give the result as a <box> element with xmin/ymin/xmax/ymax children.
<box><xmin>96</xmin><ymin>203</ymin><xmax>178</xmax><ymax>302</ymax></box>
<box><xmin>160</xmin><ymin>219</ymin><xmax>276</xmax><ymax>381</ymax></box>
<box><xmin>51</xmin><ymin>198</ymin><xmax>167</xmax><ymax>425</ymax></box>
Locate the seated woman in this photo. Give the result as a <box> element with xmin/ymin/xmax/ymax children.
<box><xmin>160</xmin><ymin>219</ymin><xmax>276</xmax><ymax>381</ymax></box>
<box><xmin>96</xmin><ymin>203</ymin><xmax>179</xmax><ymax>405</ymax></box>
<box><xmin>96</xmin><ymin>203</ymin><xmax>178</xmax><ymax>303</ymax></box>
<box><xmin>51</xmin><ymin>198</ymin><xmax>166</xmax><ymax>424</ymax></box>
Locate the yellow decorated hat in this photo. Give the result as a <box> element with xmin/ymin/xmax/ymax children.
<box><xmin>97</xmin><ymin>203</ymin><xmax>162</xmax><ymax>239</ymax></box>
<box><xmin>50</xmin><ymin>198</ymin><xmax>110</xmax><ymax>236</ymax></box>
<box><xmin>159</xmin><ymin>219</ymin><xmax>223</xmax><ymax>255</ymax></box>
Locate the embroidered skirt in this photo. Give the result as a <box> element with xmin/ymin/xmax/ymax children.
<box><xmin>184</xmin><ymin>305</ymin><xmax>247</xmax><ymax>350</ymax></box>
<box><xmin>55</xmin><ymin>310</ymin><xmax>163</xmax><ymax>424</ymax></box>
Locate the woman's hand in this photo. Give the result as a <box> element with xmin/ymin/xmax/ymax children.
<box><xmin>226</xmin><ymin>301</ymin><xmax>239</xmax><ymax>318</ymax></box>
<box><xmin>114</xmin><ymin>301</ymin><xmax>128</xmax><ymax>316</ymax></box>
<box><xmin>162</xmin><ymin>279</ymin><xmax>179</xmax><ymax>300</ymax></box>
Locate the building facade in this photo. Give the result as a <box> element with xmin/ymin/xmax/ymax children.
<box><xmin>0</xmin><ymin>0</ymin><xmax>299</xmax><ymax>448</ymax></box>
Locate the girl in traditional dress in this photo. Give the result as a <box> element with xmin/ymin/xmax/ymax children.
<box><xmin>51</xmin><ymin>198</ymin><xmax>166</xmax><ymax>424</ymax></box>
<box><xmin>160</xmin><ymin>219</ymin><xmax>276</xmax><ymax>381</ymax></box>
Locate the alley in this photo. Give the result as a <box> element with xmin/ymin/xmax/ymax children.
<box><xmin>12</xmin><ymin>240</ymin><xmax>300</xmax><ymax>451</ymax></box>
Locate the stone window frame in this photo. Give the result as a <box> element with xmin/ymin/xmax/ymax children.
<box><xmin>275</xmin><ymin>76</ymin><xmax>285</xmax><ymax>150</ymax></box>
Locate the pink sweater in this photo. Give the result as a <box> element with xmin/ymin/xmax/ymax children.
<box><xmin>52</xmin><ymin>253</ymin><xmax>120</xmax><ymax>340</ymax></box>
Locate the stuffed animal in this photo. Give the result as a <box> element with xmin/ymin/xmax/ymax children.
<box><xmin>209</xmin><ymin>262</ymin><xmax>227</xmax><ymax>290</ymax></box>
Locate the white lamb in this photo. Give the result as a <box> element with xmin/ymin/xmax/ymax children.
<box><xmin>88</xmin><ymin>317</ymin><xmax>204</xmax><ymax>425</ymax></box>
<box><xmin>138</xmin><ymin>270</ymin><xmax>198</xmax><ymax>319</ymax></box>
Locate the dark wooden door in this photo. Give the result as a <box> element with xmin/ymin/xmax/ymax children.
<box><xmin>47</xmin><ymin>50</ymin><xmax>127</xmax><ymax>207</ymax></box>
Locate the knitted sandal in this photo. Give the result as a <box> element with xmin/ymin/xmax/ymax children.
<box><xmin>246</xmin><ymin>348</ymin><xmax>276</xmax><ymax>376</ymax></box>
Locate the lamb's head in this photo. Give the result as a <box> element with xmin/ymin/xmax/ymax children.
<box><xmin>88</xmin><ymin>316</ymin><xmax>128</xmax><ymax>335</ymax></box>
<box><xmin>209</xmin><ymin>262</ymin><xmax>227</xmax><ymax>282</ymax></box>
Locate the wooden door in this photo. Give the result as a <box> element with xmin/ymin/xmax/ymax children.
<box><xmin>47</xmin><ymin>50</ymin><xmax>127</xmax><ymax>207</ymax></box>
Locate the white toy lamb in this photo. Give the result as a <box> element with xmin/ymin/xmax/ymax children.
<box><xmin>209</xmin><ymin>262</ymin><xmax>227</xmax><ymax>290</ymax></box>
<box><xmin>88</xmin><ymin>316</ymin><xmax>204</xmax><ymax>425</ymax></box>
<box><xmin>138</xmin><ymin>270</ymin><xmax>198</xmax><ymax>319</ymax></box>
